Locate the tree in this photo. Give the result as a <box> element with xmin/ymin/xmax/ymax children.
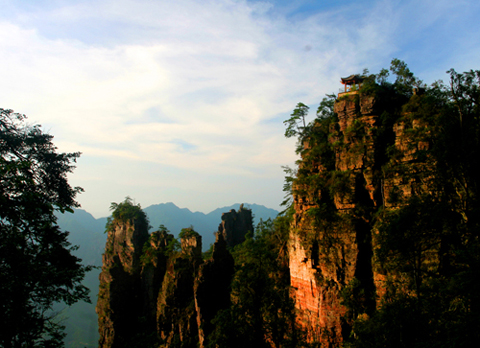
<box><xmin>284</xmin><ymin>102</ymin><xmax>311</xmax><ymax>154</ymax></box>
<box><xmin>106</xmin><ymin>196</ymin><xmax>150</xmax><ymax>233</ymax></box>
<box><xmin>0</xmin><ymin>109</ymin><xmax>91</xmax><ymax>347</ymax></box>
<box><xmin>281</xmin><ymin>95</ymin><xmax>337</xmax><ymax>212</ymax></box>
<box><xmin>284</xmin><ymin>102</ymin><xmax>309</xmax><ymax>138</ymax></box>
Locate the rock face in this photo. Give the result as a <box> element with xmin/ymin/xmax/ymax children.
<box><xmin>96</xmin><ymin>219</ymin><xmax>150</xmax><ymax>348</ymax></box>
<box><xmin>141</xmin><ymin>231</ymin><xmax>175</xmax><ymax>333</ymax></box>
<box><xmin>157</xmin><ymin>247</ymin><xmax>200</xmax><ymax>348</ymax></box>
<box><xmin>218</xmin><ymin>204</ymin><xmax>253</xmax><ymax>248</ymax></box>
<box><xmin>96</xmin><ymin>207</ymin><xmax>248</xmax><ymax>348</ymax></box>
<box><xmin>194</xmin><ymin>232</ymin><xmax>234</xmax><ymax>348</ymax></box>
<box><xmin>288</xmin><ymin>91</ymin><xmax>432</xmax><ymax>346</ymax></box>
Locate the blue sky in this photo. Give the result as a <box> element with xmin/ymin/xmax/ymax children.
<box><xmin>1</xmin><ymin>0</ymin><xmax>479</xmax><ymax>218</ymax></box>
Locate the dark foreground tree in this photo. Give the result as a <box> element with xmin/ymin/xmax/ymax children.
<box><xmin>0</xmin><ymin>109</ymin><xmax>91</xmax><ymax>347</ymax></box>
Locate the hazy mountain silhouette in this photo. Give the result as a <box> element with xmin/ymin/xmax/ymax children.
<box><xmin>145</xmin><ymin>202</ymin><xmax>279</xmax><ymax>248</ymax></box>
<box><xmin>55</xmin><ymin>202</ymin><xmax>279</xmax><ymax>348</ymax></box>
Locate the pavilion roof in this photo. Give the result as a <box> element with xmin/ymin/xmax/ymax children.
<box><xmin>341</xmin><ymin>74</ymin><xmax>365</xmax><ymax>85</ymax></box>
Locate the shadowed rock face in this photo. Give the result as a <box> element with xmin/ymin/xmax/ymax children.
<box><xmin>96</xmin><ymin>220</ymin><xmax>149</xmax><ymax>348</ymax></box>
<box><xmin>141</xmin><ymin>231</ymin><xmax>175</xmax><ymax>330</ymax></box>
<box><xmin>157</xmin><ymin>255</ymin><xmax>199</xmax><ymax>348</ymax></box>
<box><xmin>194</xmin><ymin>233</ymin><xmax>234</xmax><ymax>348</ymax></box>
<box><xmin>156</xmin><ymin>232</ymin><xmax>202</xmax><ymax>348</ymax></box>
<box><xmin>218</xmin><ymin>204</ymin><xmax>253</xmax><ymax>248</ymax></box>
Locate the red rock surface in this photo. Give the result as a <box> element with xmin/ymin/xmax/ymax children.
<box><xmin>289</xmin><ymin>93</ymin><xmax>380</xmax><ymax>346</ymax></box>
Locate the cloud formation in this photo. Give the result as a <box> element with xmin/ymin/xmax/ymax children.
<box><xmin>0</xmin><ymin>0</ymin><xmax>479</xmax><ymax>217</ymax></box>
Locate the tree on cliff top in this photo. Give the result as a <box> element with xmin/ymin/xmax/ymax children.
<box><xmin>105</xmin><ymin>196</ymin><xmax>150</xmax><ymax>233</ymax></box>
<box><xmin>0</xmin><ymin>109</ymin><xmax>91</xmax><ymax>347</ymax></box>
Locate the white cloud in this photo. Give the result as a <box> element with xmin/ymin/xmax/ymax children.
<box><xmin>1</xmin><ymin>0</ymin><xmax>479</xmax><ymax>217</ymax></box>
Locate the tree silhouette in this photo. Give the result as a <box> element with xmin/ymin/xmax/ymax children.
<box><xmin>0</xmin><ymin>109</ymin><xmax>91</xmax><ymax>347</ymax></box>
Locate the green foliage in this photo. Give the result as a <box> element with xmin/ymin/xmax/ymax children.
<box><xmin>140</xmin><ymin>225</ymin><xmax>180</xmax><ymax>265</ymax></box>
<box><xmin>165</xmin><ymin>236</ymin><xmax>181</xmax><ymax>255</ymax></box>
<box><xmin>280</xmin><ymin>165</ymin><xmax>297</xmax><ymax>212</ymax></box>
<box><xmin>157</xmin><ymin>225</ymin><xmax>181</xmax><ymax>256</ymax></box>
<box><xmin>284</xmin><ymin>102</ymin><xmax>309</xmax><ymax>139</ymax></box>
<box><xmin>389</xmin><ymin>58</ymin><xmax>423</xmax><ymax>91</ymax></box>
<box><xmin>179</xmin><ymin>226</ymin><xmax>200</xmax><ymax>239</ymax></box>
<box><xmin>105</xmin><ymin>196</ymin><xmax>150</xmax><ymax>233</ymax></box>
<box><xmin>0</xmin><ymin>109</ymin><xmax>91</xmax><ymax>347</ymax></box>
<box><xmin>347</xmin><ymin>273</ymin><xmax>480</xmax><ymax>348</ymax></box>
<box><xmin>359</xmin><ymin>58</ymin><xmax>424</xmax><ymax>99</ymax></box>
<box><xmin>316</xmin><ymin>94</ymin><xmax>336</xmax><ymax>119</ymax></box>
<box><xmin>282</xmin><ymin>94</ymin><xmax>338</xmax><ymax>221</ymax></box>
<box><xmin>202</xmin><ymin>243</ymin><xmax>214</xmax><ymax>260</ymax></box>
<box><xmin>340</xmin><ymin>278</ymin><xmax>369</xmax><ymax>322</ymax></box>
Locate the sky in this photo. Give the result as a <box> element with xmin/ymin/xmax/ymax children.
<box><xmin>1</xmin><ymin>0</ymin><xmax>479</xmax><ymax>218</ymax></box>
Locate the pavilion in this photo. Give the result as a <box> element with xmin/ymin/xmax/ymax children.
<box><xmin>339</xmin><ymin>74</ymin><xmax>365</xmax><ymax>96</ymax></box>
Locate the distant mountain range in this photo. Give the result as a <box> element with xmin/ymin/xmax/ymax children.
<box><xmin>55</xmin><ymin>202</ymin><xmax>279</xmax><ymax>348</ymax></box>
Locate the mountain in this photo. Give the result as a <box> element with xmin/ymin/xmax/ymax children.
<box><xmin>144</xmin><ymin>202</ymin><xmax>213</xmax><ymax>245</ymax></box>
<box><xmin>145</xmin><ymin>202</ymin><xmax>279</xmax><ymax>249</ymax></box>
<box><xmin>56</xmin><ymin>209</ymin><xmax>107</xmax><ymax>266</ymax></box>
<box><xmin>206</xmin><ymin>203</ymin><xmax>279</xmax><ymax>222</ymax></box>
<box><xmin>56</xmin><ymin>202</ymin><xmax>279</xmax><ymax>348</ymax></box>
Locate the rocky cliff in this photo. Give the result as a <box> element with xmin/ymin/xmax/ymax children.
<box><xmin>96</xmin><ymin>204</ymin><xmax>250</xmax><ymax>348</ymax></box>
<box><xmin>96</xmin><ymin>216</ymin><xmax>150</xmax><ymax>348</ymax></box>
<box><xmin>288</xmin><ymin>88</ymin><xmax>440</xmax><ymax>346</ymax></box>
<box><xmin>218</xmin><ymin>204</ymin><xmax>253</xmax><ymax>248</ymax></box>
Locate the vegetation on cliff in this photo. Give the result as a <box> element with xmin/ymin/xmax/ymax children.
<box><xmin>97</xmin><ymin>198</ymin><xmax>153</xmax><ymax>348</ymax></box>
<box><xmin>179</xmin><ymin>227</ymin><xmax>201</xmax><ymax>239</ymax></box>
<box><xmin>287</xmin><ymin>60</ymin><xmax>480</xmax><ymax>347</ymax></box>
<box><xmin>208</xmin><ymin>213</ymin><xmax>309</xmax><ymax>348</ymax></box>
<box><xmin>105</xmin><ymin>197</ymin><xmax>150</xmax><ymax>234</ymax></box>
<box><xmin>0</xmin><ymin>109</ymin><xmax>91</xmax><ymax>347</ymax></box>
<box><xmin>349</xmin><ymin>66</ymin><xmax>480</xmax><ymax>348</ymax></box>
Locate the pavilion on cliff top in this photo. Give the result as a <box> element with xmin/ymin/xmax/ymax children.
<box><xmin>340</xmin><ymin>74</ymin><xmax>365</xmax><ymax>95</ymax></box>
